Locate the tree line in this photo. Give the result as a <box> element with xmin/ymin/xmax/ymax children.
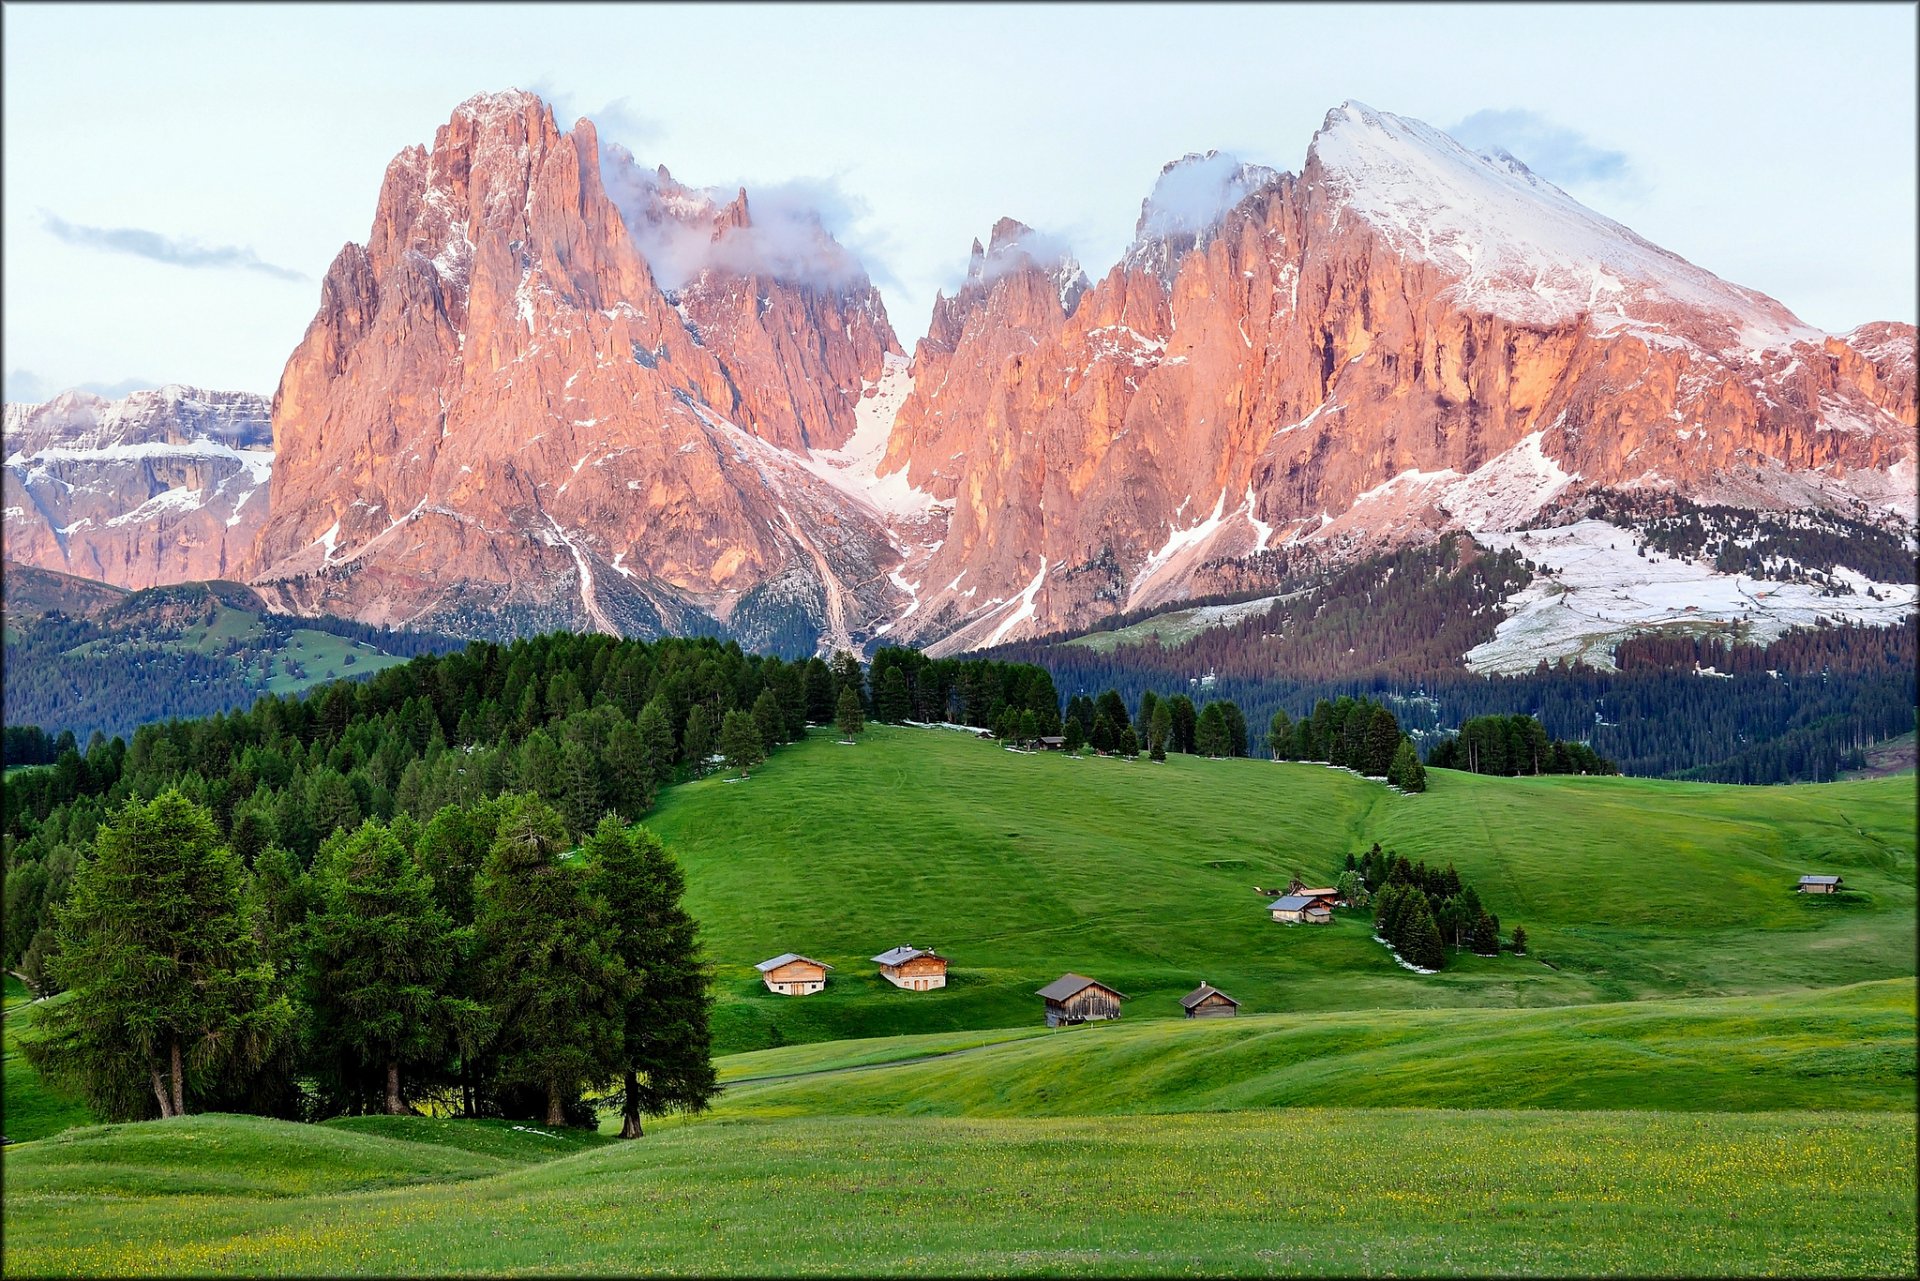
<box><xmin>1424</xmin><ymin>714</ymin><xmax>1616</xmax><ymax>777</ymax></box>
<box><xmin>1341</xmin><ymin>843</ymin><xmax>1521</xmax><ymax>971</ymax></box>
<box><xmin>23</xmin><ymin>787</ymin><xmax>713</xmax><ymax>1135</ymax></box>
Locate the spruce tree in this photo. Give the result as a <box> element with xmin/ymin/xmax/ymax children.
<box><xmin>751</xmin><ymin>689</ymin><xmax>785</xmax><ymax>752</ymax></box>
<box><xmin>300</xmin><ymin>821</ymin><xmax>479</xmax><ymax>1115</ymax></box>
<box><xmin>1221</xmin><ymin>701</ymin><xmax>1249</xmax><ymax>758</ymax></box>
<box><xmin>1137</xmin><ymin>690</ymin><xmax>1160</xmax><ymax>741</ymax></box>
<box><xmin>1018</xmin><ymin>709</ymin><xmax>1040</xmax><ymax>745</ymax></box>
<box><xmin>876</xmin><ymin>667</ymin><xmax>912</xmax><ymax>724</ymax></box>
<box><xmin>603</xmin><ymin>714</ymin><xmax>654</xmax><ymax>818</ymax></box>
<box><xmin>1062</xmin><ymin>718</ymin><xmax>1086</xmax><ymax>752</ymax></box>
<box><xmin>720</xmin><ymin>710</ymin><xmax>765</xmax><ymax>778</ymax></box>
<box><xmin>1117</xmin><ymin>725</ymin><xmax>1140</xmax><ymax>758</ymax></box>
<box><xmin>1149</xmin><ymin>701</ymin><xmax>1173</xmax><ymax>756</ymax></box>
<box><xmin>582</xmin><ymin>818</ymin><xmax>717</xmax><ymax>1139</ymax></box>
<box><xmin>836</xmin><ymin>686</ymin><xmax>866</xmax><ymax>742</ymax></box>
<box><xmin>1195</xmin><ymin>702</ymin><xmax>1230</xmax><ymax>757</ymax></box>
<box><xmin>558</xmin><ymin>739</ymin><xmax>604</xmax><ymax>837</ymax></box>
<box><xmin>682</xmin><ymin>705</ymin><xmax>714</xmax><ymax>774</ymax></box>
<box><xmin>27</xmin><ymin>791</ymin><xmax>293</xmax><ymax>1119</ymax></box>
<box><xmin>1365</xmin><ymin>707</ymin><xmax>1401</xmax><ymax>776</ymax></box>
<box><xmin>1268</xmin><ymin>709</ymin><xmax>1294</xmax><ymax>760</ymax></box>
<box><xmin>1091</xmin><ymin>713</ymin><xmax>1114</xmax><ymax>753</ymax></box>
<box><xmin>1509</xmin><ymin>924</ymin><xmax>1528</xmax><ymax>955</ymax></box>
<box><xmin>474</xmin><ymin>797</ymin><xmax>624</xmax><ymax>1127</ymax></box>
<box><xmin>803</xmin><ymin>658</ymin><xmax>836</xmax><ymax>724</ymax></box>
<box><xmin>1168</xmin><ymin>695</ymin><xmax>1198</xmax><ymax>754</ymax></box>
<box><xmin>636</xmin><ymin>700</ymin><xmax>677</xmax><ymax>785</ymax></box>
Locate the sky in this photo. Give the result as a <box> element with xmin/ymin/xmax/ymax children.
<box><xmin>4</xmin><ymin>2</ymin><xmax>1915</xmax><ymax>402</ymax></box>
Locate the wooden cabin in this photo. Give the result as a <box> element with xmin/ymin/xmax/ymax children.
<box><xmin>755</xmin><ymin>952</ymin><xmax>833</xmax><ymax>996</ymax></box>
<box><xmin>872</xmin><ymin>945</ymin><xmax>949</xmax><ymax>991</ymax></box>
<box><xmin>1286</xmin><ymin>878</ymin><xmax>1342</xmax><ymax>908</ymax></box>
<box><xmin>1036</xmin><ymin>973</ymin><xmax>1128</xmax><ymax>1027</ymax></box>
<box><xmin>1797</xmin><ymin>875</ymin><xmax>1844</xmax><ymax>894</ymax></box>
<box><xmin>1037</xmin><ymin>736</ymin><xmax>1067</xmax><ymax>751</ymax></box>
<box><xmin>1180</xmin><ymin>982</ymin><xmax>1239</xmax><ymax>1019</ymax></box>
<box><xmin>1270</xmin><ymin>894</ymin><xmax>1331</xmax><ymax>924</ymax></box>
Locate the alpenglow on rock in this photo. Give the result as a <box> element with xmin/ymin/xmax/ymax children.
<box><xmin>3</xmin><ymin>385</ymin><xmax>273</xmax><ymax>588</ymax></box>
<box><xmin>192</xmin><ymin>91</ymin><xmax>1914</xmax><ymax>655</ymax></box>
<box><xmin>247</xmin><ymin>89</ymin><xmax>908</xmax><ymax>651</ymax></box>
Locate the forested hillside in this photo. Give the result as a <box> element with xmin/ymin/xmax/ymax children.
<box><xmin>995</xmin><ymin>539</ymin><xmax>1917</xmax><ymax>783</ymax></box>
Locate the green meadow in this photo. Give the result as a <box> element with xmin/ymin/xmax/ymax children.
<box><xmin>644</xmin><ymin>727</ymin><xmax>1915</xmax><ymax>1052</ymax></box>
<box><xmin>4</xmin><ymin>725</ymin><xmax>1914</xmax><ymax>1275</ymax></box>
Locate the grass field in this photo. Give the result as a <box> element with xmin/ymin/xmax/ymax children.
<box><xmin>705</xmin><ymin>979</ymin><xmax>1916</xmax><ymax>1118</ymax></box>
<box><xmin>646</xmin><ymin>726</ymin><xmax>1915</xmax><ymax>1053</ymax></box>
<box><xmin>4</xmin><ymin>1108</ymin><xmax>1911</xmax><ymax>1276</ymax></box>
<box><xmin>3</xmin><ymin>976</ymin><xmax>94</xmax><ymax>1145</ymax></box>
<box><xmin>4</xmin><ymin>729</ymin><xmax>1913</xmax><ymax>1276</ymax></box>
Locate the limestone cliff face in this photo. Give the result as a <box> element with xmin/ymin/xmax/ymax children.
<box><xmin>248</xmin><ymin>90</ymin><xmax>904</xmax><ymax>648</ymax></box>
<box><xmin>877</xmin><ymin>105</ymin><xmax>1917</xmax><ymax>651</ymax></box>
<box><xmin>3</xmin><ymin>386</ymin><xmax>272</xmax><ymax>588</ymax></box>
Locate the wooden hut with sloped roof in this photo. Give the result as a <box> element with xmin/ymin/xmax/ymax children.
<box><xmin>1179</xmin><ymin>982</ymin><xmax>1239</xmax><ymax>1019</ymax></box>
<box><xmin>1036</xmin><ymin>973</ymin><xmax>1127</xmax><ymax>1027</ymax></box>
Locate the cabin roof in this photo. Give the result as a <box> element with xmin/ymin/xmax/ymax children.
<box><xmin>1179</xmin><ymin>982</ymin><xmax>1239</xmax><ymax>1009</ymax></box>
<box><xmin>871</xmin><ymin>946</ymin><xmax>946</xmax><ymax>966</ymax></box>
<box><xmin>1036</xmin><ymin>972</ymin><xmax>1129</xmax><ymax>1002</ymax></box>
<box><xmin>1798</xmin><ymin>875</ymin><xmax>1842</xmax><ymax>885</ymax></box>
<box><xmin>1270</xmin><ymin>895</ymin><xmax>1316</xmax><ymax>911</ymax></box>
<box><xmin>1296</xmin><ymin>887</ymin><xmax>1339</xmax><ymax>898</ymax></box>
<box><xmin>755</xmin><ymin>953</ymin><xmax>833</xmax><ymax>972</ymax></box>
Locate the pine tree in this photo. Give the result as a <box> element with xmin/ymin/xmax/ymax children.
<box><xmin>603</xmin><ymin>715</ymin><xmax>654</xmax><ymax>818</ymax></box>
<box><xmin>1268</xmin><ymin>709</ymin><xmax>1294</xmax><ymax>760</ymax></box>
<box><xmin>1168</xmin><ymin>695</ymin><xmax>1198</xmax><ymax>754</ymax></box>
<box><xmin>1062</xmin><ymin>718</ymin><xmax>1086</xmax><ymax>752</ymax></box>
<box><xmin>636</xmin><ymin>699</ymin><xmax>677</xmax><ymax>786</ymax></box>
<box><xmin>1387</xmin><ymin>739</ymin><xmax>1427</xmax><ymax>792</ymax></box>
<box><xmin>1221</xmin><ymin>701</ymin><xmax>1249</xmax><ymax>758</ymax></box>
<box><xmin>27</xmin><ymin>791</ymin><xmax>293</xmax><ymax>1119</ymax></box>
<box><xmin>1401</xmin><ymin>895</ymin><xmax>1447</xmax><ymax>970</ymax></box>
<box><xmin>1365</xmin><ymin>707</ymin><xmax>1402</xmax><ymax>776</ymax></box>
<box><xmin>1509</xmin><ymin>925</ymin><xmax>1528</xmax><ymax>955</ymax></box>
<box><xmin>751</xmin><ymin>689</ymin><xmax>785</xmax><ymax>752</ymax></box>
<box><xmin>835</xmin><ymin>686</ymin><xmax>866</xmax><ymax>743</ymax></box>
<box><xmin>300</xmin><ymin>821</ymin><xmax>479</xmax><ymax>1115</ymax></box>
<box><xmin>720</xmin><ymin>710</ymin><xmax>766</xmax><ymax>778</ymax></box>
<box><xmin>1149</xmin><ymin>701</ymin><xmax>1174</xmax><ymax>756</ymax></box>
<box><xmin>474</xmin><ymin>797</ymin><xmax>624</xmax><ymax>1127</ymax></box>
<box><xmin>1117</xmin><ymin>725</ymin><xmax>1140</xmax><ymax>757</ymax></box>
<box><xmin>1018</xmin><ymin>709</ymin><xmax>1040</xmax><ymax>744</ymax></box>
<box><xmin>1090</xmin><ymin>713</ymin><xmax>1114</xmax><ymax>753</ymax></box>
<box><xmin>583</xmin><ymin>818</ymin><xmax>716</xmax><ymax>1139</ymax></box>
<box><xmin>876</xmin><ymin>667</ymin><xmax>912</xmax><ymax>724</ymax></box>
<box><xmin>682</xmin><ymin>705</ymin><xmax>714</xmax><ymax>774</ymax></box>
<box><xmin>1137</xmin><ymin>690</ymin><xmax>1160</xmax><ymax>741</ymax></box>
<box><xmin>1195</xmin><ymin>702</ymin><xmax>1230</xmax><ymax>757</ymax></box>
<box><xmin>802</xmin><ymin>659</ymin><xmax>836</xmax><ymax>724</ymax></box>
<box><xmin>558</xmin><ymin>739</ymin><xmax>604</xmax><ymax>838</ymax></box>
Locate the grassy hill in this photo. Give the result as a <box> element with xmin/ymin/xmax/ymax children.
<box><xmin>644</xmin><ymin>726</ymin><xmax>1915</xmax><ymax>1053</ymax></box>
<box><xmin>3</xmin><ymin>1107</ymin><xmax>1910</xmax><ymax>1276</ymax></box>
<box><xmin>709</xmin><ymin>979</ymin><xmax>1916</xmax><ymax>1118</ymax></box>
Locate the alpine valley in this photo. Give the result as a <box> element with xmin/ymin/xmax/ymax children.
<box><xmin>6</xmin><ymin>90</ymin><xmax>1915</xmax><ymax>751</ymax></box>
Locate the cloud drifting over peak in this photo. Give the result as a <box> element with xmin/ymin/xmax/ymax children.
<box><xmin>40</xmin><ymin>213</ymin><xmax>309</xmax><ymax>281</ymax></box>
<box><xmin>1446</xmin><ymin>108</ymin><xmax>1635</xmax><ymax>190</ymax></box>
<box><xmin>1138</xmin><ymin>152</ymin><xmax>1278</xmax><ymax>242</ymax></box>
<box><xmin>598</xmin><ymin>142</ymin><xmax>891</xmax><ymax>294</ymax></box>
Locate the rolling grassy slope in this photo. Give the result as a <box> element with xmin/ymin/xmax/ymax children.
<box><xmin>707</xmin><ymin>979</ymin><xmax>1916</xmax><ymax>1118</ymax></box>
<box><xmin>3</xmin><ymin>977</ymin><xmax>94</xmax><ymax>1144</ymax></box>
<box><xmin>4</xmin><ymin>1109</ymin><xmax>1910</xmax><ymax>1276</ymax></box>
<box><xmin>646</xmin><ymin>726</ymin><xmax>1915</xmax><ymax>1052</ymax></box>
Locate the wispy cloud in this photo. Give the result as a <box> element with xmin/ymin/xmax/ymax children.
<box><xmin>528</xmin><ymin>79</ymin><xmax>662</xmax><ymax>150</ymax></box>
<box><xmin>5</xmin><ymin>369</ymin><xmax>156</xmax><ymax>404</ymax></box>
<box><xmin>1447</xmin><ymin>108</ymin><xmax>1637</xmax><ymax>191</ymax></box>
<box><xmin>40</xmin><ymin>212</ymin><xmax>308</xmax><ymax>281</ymax></box>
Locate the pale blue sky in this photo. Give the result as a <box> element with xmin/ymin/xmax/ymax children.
<box><xmin>5</xmin><ymin>2</ymin><xmax>1914</xmax><ymax>400</ymax></box>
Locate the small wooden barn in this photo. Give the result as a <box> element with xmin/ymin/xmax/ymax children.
<box><xmin>1179</xmin><ymin>982</ymin><xmax>1239</xmax><ymax>1019</ymax></box>
<box><xmin>755</xmin><ymin>953</ymin><xmax>833</xmax><ymax>996</ymax></box>
<box><xmin>872</xmin><ymin>945</ymin><xmax>949</xmax><ymax>991</ymax></box>
<box><xmin>1286</xmin><ymin>878</ymin><xmax>1342</xmax><ymax>908</ymax></box>
<box><xmin>1036</xmin><ymin>973</ymin><xmax>1127</xmax><ymax>1027</ymax></box>
<box><xmin>1270</xmin><ymin>894</ymin><xmax>1331</xmax><ymax>924</ymax></box>
<box><xmin>1797</xmin><ymin>875</ymin><xmax>1844</xmax><ymax>894</ymax></box>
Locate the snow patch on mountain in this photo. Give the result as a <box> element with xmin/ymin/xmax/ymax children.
<box><xmin>1310</xmin><ymin>102</ymin><xmax>1825</xmax><ymax>355</ymax></box>
<box><xmin>1465</xmin><ymin>520</ymin><xmax>1917</xmax><ymax>674</ymax></box>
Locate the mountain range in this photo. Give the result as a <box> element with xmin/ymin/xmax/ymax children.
<box><xmin>6</xmin><ymin>90</ymin><xmax>1913</xmax><ymax>662</ymax></box>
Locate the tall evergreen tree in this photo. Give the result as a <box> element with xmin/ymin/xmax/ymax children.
<box><xmin>876</xmin><ymin>667</ymin><xmax>913</xmax><ymax>724</ymax></box>
<box><xmin>1221</xmin><ymin>701</ymin><xmax>1249</xmax><ymax>758</ymax></box>
<box><xmin>682</xmin><ymin>705</ymin><xmax>714</xmax><ymax>774</ymax></box>
<box><xmin>474</xmin><ymin>797</ymin><xmax>624</xmax><ymax>1126</ymax></box>
<box><xmin>751</xmin><ymin>689</ymin><xmax>785</xmax><ymax>752</ymax></box>
<box><xmin>835</xmin><ymin>686</ymin><xmax>866</xmax><ymax>742</ymax></box>
<box><xmin>1149</xmin><ymin>700</ymin><xmax>1174</xmax><ymax>757</ymax></box>
<box><xmin>720</xmin><ymin>710</ymin><xmax>766</xmax><ymax>778</ymax></box>
<box><xmin>300</xmin><ymin>821</ymin><xmax>479</xmax><ymax>1115</ymax></box>
<box><xmin>1268</xmin><ymin>709</ymin><xmax>1294</xmax><ymax>760</ymax></box>
<box><xmin>1168</xmin><ymin>695</ymin><xmax>1198</xmax><ymax>754</ymax></box>
<box><xmin>558</xmin><ymin>739</ymin><xmax>604</xmax><ymax>838</ymax></box>
<box><xmin>26</xmin><ymin>791</ymin><xmax>292</xmax><ymax>1119</ymax></box>
<box><xmin>1136</xmin><ymin>689</ymin><xmax>1160</xmax><ymax>741</ymax></box>
<box><xmin>1365</xmin><ymin>706</ymin><xmax>1402</xmax><ymax>776</ymax></box>
<box><xmin>1195</xmin><ymin>702</ymin><xmax>1231</xmax><ymax>757</ymax></box>
<box><xmin>802</xmin><ymin>658</ymin><xmax>836</xmax><ymax>724</ymax></box>
<box><xmin>582</xmin><ymin>819</ymin><xmax>717</xmax><ymax>1139</ymax></box>
<box><xmin>1387</xmin><ymin>739</ymin><xmax>1427</xmax><ymax>793</ymax></box>
<box><xmin>636</xmin><ymin>699</ymin><xmax>678</xmax><ymax>785</ymax></box>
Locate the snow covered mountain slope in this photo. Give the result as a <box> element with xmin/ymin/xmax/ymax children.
<box><xmin>4</xmin><ymin>385</ymin><xmax>272</xmax><ymax>588</ymax></box>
